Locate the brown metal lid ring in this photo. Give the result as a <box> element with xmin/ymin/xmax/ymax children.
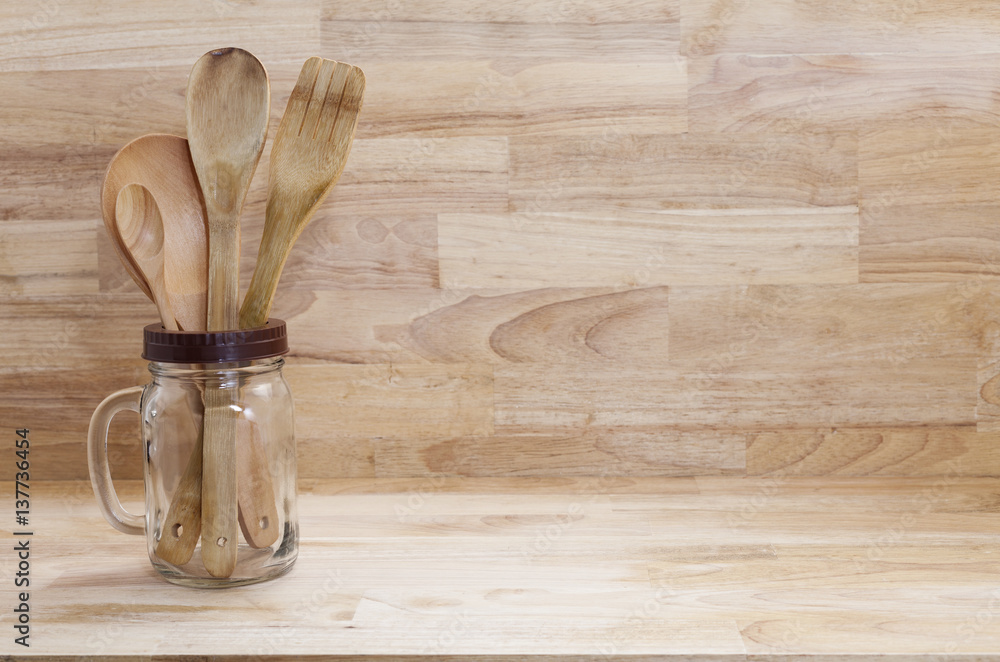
<box><xmin>142</xmin><ymin>319</ymin><xmax>289</xmax><ymax>363</ymax></box>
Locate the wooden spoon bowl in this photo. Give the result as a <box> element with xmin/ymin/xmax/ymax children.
<box><xmin>115</xmin><ymin>184</ymin><xmax>177</xmax><ymax>330</ymax></box>
<box><xmin>101</xmin><ymin>134</ymin><xmax>208</xmax><ymax>331</ymax></box>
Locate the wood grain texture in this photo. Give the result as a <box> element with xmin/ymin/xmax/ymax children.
<box><xmin>286</xmin><ymin>363</ymin><xmax>494</xmax><ymax>440</ymax></box>
<box><xmin>321</xmin><ymin>1</ymin><xmax>684</xmax><ymax>139</ymax></box>
<box><xmin>439</xmin><ymin>210</ymin><xmax>858</xmax><ymax>287</ymax></box>
<box><xmin>978</xmin><ymin>358</ymin><xmax>1000</xmax><ymax>433</ymax></box>
<box><xmin>101</xmin><ymin>134</ymin><xmax>208</xmax><ymax>330</ymax></box>
<box><xmin>254</xmin><ymin>209</ymin><xmax>439</xmax><ymax>290</ymax></box>
<box><xmin>509</xmin><ymin>133</ymin><xmax>858</xmax><ymax>212</ymax></box>
<box><xmin>199</xmin><ymin>386</ymin><xmax>240</xmax><ymax>577</ymax></box>
<box><xmin>324</xmin><ymin>22</ymin><xmax>679</xmax><ymax>61</ymax></box>
<box><xmin>681</xmin><ymin>0</ymin><xmax>1000</xmax><ymax>56</ymax></box>
<box><xmin>860</xmin><ymin>127</ymin><xmax>1000</xmax><ymax>284</ymax></box>
<box><xmin>0</xmin><ymin>367</ymin><xmax>146</xmax><ymax>480</ymax></box>
<box><xmin>0</xmin><ymin>1</ymin><xmax>322</xmax><ymax>71</ymax></box>
<box><xmin>668</xmin><ymin>283</ymin><xmax>998</xmax><ymax>363</ymax></box>
<box><xmin>860</xmin><ymin>127</ymin><xmax>1000</xmax><ymax>209</ymax></box>
<box><xmin>373</xmin><ymin>429</ymin><xmax>747</xmax><ymax>477</ymax></box>
<box><xmin>284</xmin><ymin>287</ymin><xmax>673</xmax><ymax>365</ymax></box>
<box><xmin>0</xmin><ymin>140</ymin><xmax>113</xmax><ymax>220</ymax></box>
<box><xmin>351</xmin><ymin>60</ymin><xmax>687</xmax><ymax>138</ymax></box>
<box><xmin>236</xmin><ymin>136</ymin><xmax>507</xmax><ymax>291</ymax></box>
<box><xmin>28</xmin><ymin>361</ymin><xmax>497</xmax><ymax>481</ymax></box>
<box><xmin>495</xmin><ymin>360</ymin><xmax>976</xmax><ymax>431</ymax></box>
<box><xmin>0</xmin><ymin>219</ymin><xmax>98</xmax><ymax>295</ymax></box>
<box><xmin>860</xmin><ymin>204</ymin><xmax>1000</xmax><ymax>283</ymax></box>
<box><xmin>98</xmin><ymin>139</ymin><xmax>456</xmax><ymax>294</ymax></box>
<box><xmin>155</xmin><ymin>423</ymin><xmax>203</xmax><ymax>565</ymax></box>
<box><xmin>0</xmin><ymin>68</ymin><xmax>189</xmax><ymax>148</ymax></box>
<box><xmin>689</xmin><ymin>54</ymin><xmax>1000</xmax><ymax>133</ymax></box>
<box><xmin>6</xmin><ymin>3</ymin><xmax>1000</xmax><ymax>655</ymax></box>
<box><xmin>8</xmin><ymin>477</ymin><xmax>1000</xmax><ymax>657</ymax></box>
<box><xmin>186</xmin><ymin>46</ymin><xmax>269</xmax><ymax>332</ymax></box>
<box><xmin>114</xmin><ymin>184</ymin><xmax>175</xmax><ymax>328</ymax></box>
<box><xmin>314</xmin><ymin>137</ymin><xmax>509</xmax><ymax>215</ymax></box>
<box><xmin>0</xmin><ymin>65</ymin><xmax>314</xmax><ymax>150</ymax></box>
<box><xmin>747</xmin><ymin>427</ymin><xmax>1000</xmax><ymax>477</ymax></box>
<box><xmin>0</xmin><ymin>294</ymin><xmax>151</xmax><ymax>371</ymax></box>
<box><xmin>370</xmin><ymin>287</ymin><xmax>674</xmax><ymax>365</ymax></box>
<box><xmin>321</xmin><ymin>0</ymin><xmax>679</xmax><ymax>24</ymax></box>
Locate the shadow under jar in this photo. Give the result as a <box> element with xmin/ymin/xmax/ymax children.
<box><xmin>88</xmin><ymin>320</ymin><xmax>298</xmax><ymax>588</ymax></box>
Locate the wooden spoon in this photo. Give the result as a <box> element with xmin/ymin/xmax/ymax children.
<box><xmin>186</xmin><ymin>47</ymin><xmax>270</xmax><ymax>578</ymax></box>
<box><xmin>187</xmin><ymin>47</ymin><xmax>269</xmax><ymax>331</ymax></box>
<box><xmin>115</xmin><ymin>185</ymin><xmax>177</xmax><ymax>330</ymax></box>
<box><xmin>101</xmin><ymin>134</ymin><xmax>208</xmax><ymax>331</ymax></box>
<box><xmin>240</xmin><ymin>57</ymin><xmax>366</xmax><ymax>329</ymax></box>
<box><xmin>105</xmin><ymin>140</ymin><xmax>210</xmax><ymax>564</ymax></box>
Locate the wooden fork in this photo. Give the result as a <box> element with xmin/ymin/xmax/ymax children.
<box><xmin>240</xmin><ymin>57</ymin><xmax>365</xmax><ymax>329</ymax></box>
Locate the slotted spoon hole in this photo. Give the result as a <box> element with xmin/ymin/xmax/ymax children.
<box><xmin>172</xmin><ymin>523</ymin><xmax>183</xmax><ymax>539</ymax></box>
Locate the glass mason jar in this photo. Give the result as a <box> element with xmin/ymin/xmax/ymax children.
<box><xmin>88</xmin><ymin>320</ymin><xmax>298</xmax><ymax>588</ymax></box>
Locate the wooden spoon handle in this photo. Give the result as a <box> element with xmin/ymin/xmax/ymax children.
<box><xmin>150</xmin><ymin>278</ymin><xmax>179</xmax><ymax>332</ymax></box>
<box><xmin>158</xmin><ymin>413</ymin><xmax>279</xmax><ymax>557</ymax></box>
<box><xmin>153</xmin><ymin>383</ymin><xmax>203</xmax><ymax>566</ymax></box>
<box><xmin>154</xmin><ymin>434</ymin><xmax>202</xmax><ymax>566</ymax></box>
<box><xmin>200</xmin><ymin>385</ymin><xmax>239</xmax><ymax>578</ymax></box>
<box><xmin>236</xmin><ymin>418</ymin><xmax>280</xmax><ymax>548</ymax></box>
<box><xmin>207</xmin><ymin>222</ymin><xmax>241</xmax><ymax>331</ymax></box>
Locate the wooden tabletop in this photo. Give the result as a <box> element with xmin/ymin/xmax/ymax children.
<box><xmin>4</xmin><ymin>477</ymin><xmax>999</xmax><ymax>658</ymax></box>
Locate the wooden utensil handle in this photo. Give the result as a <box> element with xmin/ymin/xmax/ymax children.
<box><xmin>207</xmin><ymin>223</ymin><xmax>240</xmax><ymax>331</ymax></box>
<box><xmin>240</xmin><ymin>247</ymin><xmax>286</xmax><ymax>329</ymax></box>
<box><xmin>155</xmin><ymin>434</ymin><xmax>203</xmax><ymax>566</ymax></box>
<box><xmin>239</xmin><ymin>201</ymin><xmax>302</xmax><ymax>329</ymax></box>
<box><xmin>154</xmin><ymin>383</ymin><xmax>204</xmax><ymax>566</ymax></box>
<box><xmin>236</xmin><ymin>418</ymin><xmax>280</xmax><ymax>548</ymax></box>
<box><xmin>200</xmin><ymin>384</ymin><xmax>239</xmax><ymax>578</ymax></box>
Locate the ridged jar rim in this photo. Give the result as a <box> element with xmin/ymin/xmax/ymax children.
<box><xmin>142</xmin><ymin>319</ymin><xmax>289</xmax><ymax>363</ymax></box>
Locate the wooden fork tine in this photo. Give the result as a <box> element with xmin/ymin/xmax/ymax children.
<box><xmin>298</xmin><ymin>59</ymin><xmax>338</xmax><ymax>140</ymax></box>
<box><xmin>314</xmin><ymin>62</ymin><xmax>351</xmax><ymax>141</ymax></box>
<box><xmin>325</xmin><ymin>65</ymin><xmax>365</xmax><ymax>146</ymax></box>
<box><xmin>282</xmin><ymin>57</ymin><xmax>323</xmax><ymax>140</ymax></box>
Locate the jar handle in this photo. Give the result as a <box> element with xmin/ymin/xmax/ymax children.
<box><xmin>87</xmin><ymin>386</ymin><xmax>145</xmax><ymax>535</ymax></box>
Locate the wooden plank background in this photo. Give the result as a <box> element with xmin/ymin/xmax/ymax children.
<box><xmin>1</xmin><ymin>0</ymin><xmax>999</xmax><ymax>480</ymax></box>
